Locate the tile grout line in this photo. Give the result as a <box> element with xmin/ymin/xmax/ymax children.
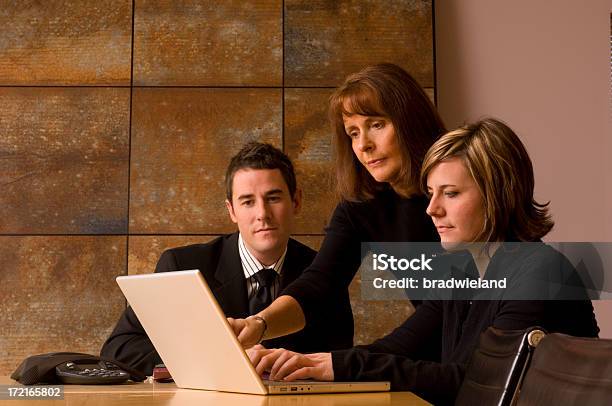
<box><xmin>1</xmin><ymin>85</ymin><xmax>438</xmax><ymax>90</ymax></box>
<box><xmin>432</xmin><ymin>0</ymin><xmax>438</xmax><ymax>107</ymax></box>
<box><xmin>0</xmin><ymin>233</ymin><xmax>326</xmax><ymax>237</ymax></box>
<box><xmin>281</xmin><ymin>0</ymin><xmax>286</xmax><ymax>152</ymax></box>
<box><xmin>125</xmin><ymin>0</ymin><xmax>136</xmax><ymax>289</ymax></box>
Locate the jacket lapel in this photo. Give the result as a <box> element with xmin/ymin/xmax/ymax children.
<box><xmin>212</xmin><ymin>233</ymin><xmax>250</xmax><ymax>318</ymax></box>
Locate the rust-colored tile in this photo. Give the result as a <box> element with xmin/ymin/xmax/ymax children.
<box><xmin>425</xmin><ymin>88</ymin><xmax>435</xmax><ymax>104</ymax></box>
<box><xmin>292</xmin><ymin>235</ymin><xmax>324</xmax><ymax>251</ymax></box>
<box><xmin>285</xmin><ymin>0</ymin><xmax>433</xmax><ymax>87</ymax></box>
<box><xmin>0</xmin><ymin>236</ymin><xmax>126</xmax><ymax>376</ymax></box>
<box><xmin>349</xmin><ymin>273</ymin><xmax>415</xmax><ymax>345</ymax></box>
<box><xmin>128</xmin><ymin>235</ymin><xmax>218</xmax><ymax>275</ymax></box>
<box><xmin>285</xmin><ymin>89</ymin><xmax>338</xmax><ymax>234</ymax></box>
<box><xmin>0</xmin><ymin>1</ymin><xmax>131</xmax><ymax>85</ymax></box>
<box><xmin>130</xmin><ymin>88</ymin><xmax>282</xmax><ymax>234</ymax></box>
<box><xmin>0</xmin><ymin>88</ymin><xmax>130</xmax><ymax>234</ymax></box>
<box><xmin>134</xmin><ymin>0</ymin><xmax>282</xmax><ymax>86</ymax></box>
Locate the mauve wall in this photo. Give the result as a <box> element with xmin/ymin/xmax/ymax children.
<box><xmin>0</xmin><ymin>1</ymin><xmax>434</xmax><ymax>374</ymax></box>
<box><xmin>435</xmin><ymin>0</ymin><xmax>612</xmax><ymax>337</ymax></box>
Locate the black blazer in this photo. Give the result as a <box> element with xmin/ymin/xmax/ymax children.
<box><xmin>101</xmin><ymin>233</ymin><xmax>354</xmax><ymax>374</ymax></box>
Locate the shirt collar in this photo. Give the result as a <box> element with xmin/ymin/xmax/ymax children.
<box><xmin>238</xmin><ymin>233</ymin><xmax>286</xmax><ymax>280</ymax></box>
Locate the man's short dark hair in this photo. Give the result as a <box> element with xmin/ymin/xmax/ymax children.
<box><xmin>225</xmin><ymin>142</ymin><xmax>297</xmax><ymax>202</ymax></box>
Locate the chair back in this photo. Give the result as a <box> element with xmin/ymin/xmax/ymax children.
<box><xmin>515</xmin><ymin>333</ymin><xmax>612</xmax><ymax>405</ymax></box>
<box><xmin>455</xmin><ymin>326</ymin><xmax>546</xmax><ymax>406</ymax></box>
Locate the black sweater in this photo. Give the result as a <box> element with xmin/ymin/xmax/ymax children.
<box><xmin>331</xmin><ymin>243</ymin><xmax>600</xmax><ymax>405</ymax></box>
<box><xmin>282</xmin><ymin>188</ymin><xmax>438</xmax><ymax>325</ymax></box>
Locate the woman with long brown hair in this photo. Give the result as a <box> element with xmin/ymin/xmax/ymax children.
<box><xmin>229</xmin><ymin>63</ymin><xmax>445</xmax><ymax>348</ymax></box>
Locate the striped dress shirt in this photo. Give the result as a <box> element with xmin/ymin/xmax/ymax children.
<box><xmin>238</xmin><ymin>233</ymin><xmax>286</xmax><ymax>301</ymax></box>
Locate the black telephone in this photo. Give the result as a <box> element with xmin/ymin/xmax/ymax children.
<box><xmin>55</xmin><ymin>359</ymin><xmax>130</xmax><ymax>385</ymax></box>
<box><xmin>11</xmin><ymin>352</ymin><xmax>146</xmax><ymax>385</ymax></box>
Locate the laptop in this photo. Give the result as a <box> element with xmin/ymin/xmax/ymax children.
<box><xmin>116</xmin><ymin>270</ymin><xmax>390</xmax><ymax>395</ymax></box>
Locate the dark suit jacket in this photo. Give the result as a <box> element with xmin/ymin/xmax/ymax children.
<box><xmin>101</xmin><ymin>233</ymin><xmax>354</xmax><ymax>374</ymax></box>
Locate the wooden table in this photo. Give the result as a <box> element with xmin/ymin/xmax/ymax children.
<box><xmin>0</xmin><ymin>377</ymin><xmax>430</xmax><ymax>405</ymax></box>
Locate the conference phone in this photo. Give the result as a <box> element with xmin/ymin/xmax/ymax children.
<box><xmin>54</xmin><ymin>359</ymin><xmax>130</xmax><ymax>384</ymax></box>
<box><xmin>11</xmin><ymin>352</ymin><xmax>146</xmax><ymax>385</ymax></box>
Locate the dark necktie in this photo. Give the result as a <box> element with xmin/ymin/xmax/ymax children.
<box><xmin>248</xmin><ymin>268</ymin><xmax>278</xmax><ymax>315</ymax></box>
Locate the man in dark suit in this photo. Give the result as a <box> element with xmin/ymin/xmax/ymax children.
<box><xmin>101</xmin><ymin>142</ymin><xmax>354</xmax><ymax>375</ymax></box>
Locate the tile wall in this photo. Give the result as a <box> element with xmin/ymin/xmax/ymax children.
<box><xmin>0</xmin><ymin>0</ymin><xmax>434</xmax><ymax>374</ymax></box>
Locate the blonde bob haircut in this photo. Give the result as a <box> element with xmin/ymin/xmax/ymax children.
<box><xmin>420</xmin><ymin>118</ymin><xmax>554</xmax><ymax>242</ymax></box>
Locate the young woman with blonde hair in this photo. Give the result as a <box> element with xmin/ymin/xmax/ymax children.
<box><xmin>248</xmin><ymin>118</ymin><xmax>598</xmax><ymax>405</ymax></box>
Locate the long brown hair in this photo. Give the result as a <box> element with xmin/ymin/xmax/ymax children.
<box><xmin>420</xmin><ymin>118</ymin><xmax>554</xmax><ymax>242</ymax></box>
<box><xmin>329</xmin><ymin>63</ymin><xmax>446</xmax><ymax>201</ymax></box>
